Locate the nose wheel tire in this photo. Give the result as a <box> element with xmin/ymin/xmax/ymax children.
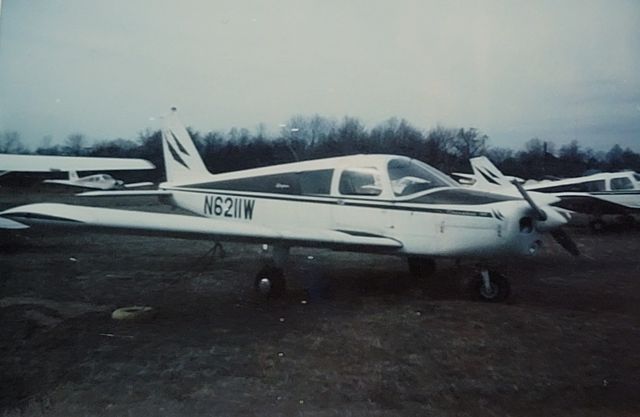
<box><xmin>254</xmin><ymin>265</ymin><xmax>286</xmax><ymax>298</ymax></box>
<box><xmin>471</xmin><ymin>270</ymin><xmax>510</xmax><ymax>302</ymax></box>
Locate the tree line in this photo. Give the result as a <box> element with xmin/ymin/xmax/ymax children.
<box><xmin>1</xmin><ymin>115</ymin><xmax>639</xmax><ymax>181</ymax></box>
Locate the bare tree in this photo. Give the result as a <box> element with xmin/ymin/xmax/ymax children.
<box><xmin>0</xmin><ymin>131</ymin><xmax>27</xmax><ymax>154</ymax></box>
<box><xmin>451</xmin><ymin>128</ymin><xmax>487</xmax><ymax>161</ymax></box>
<box><xmin>64</xmin><ymin>133</ymin><xmax>86</xmax><ymax>155</ymax></box>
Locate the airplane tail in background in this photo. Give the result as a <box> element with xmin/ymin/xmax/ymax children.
<box><xmin>469</xmin><ymin>156</ymin><xmax>511</xmax><ymax>190</ymax></box>
<box><xmin>68</xmin><ymin>171</ymin><xmax>79</xmax><ymax>181</ymax></box>
<box><xmin>161</xmin><ymin>108</ymin><xmax>211</xmax><ymax>184</ymax></box>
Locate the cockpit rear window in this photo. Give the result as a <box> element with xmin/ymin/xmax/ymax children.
<box><xmin>388</xmin><ymin>158</ymin><xmax>457</xmax><ymax>196</ymax></box>
<box><xmin>611</xmin><ymin>177</ymin><xmax>633</xmax><ymax>190</ymax></box>
<box><xmin>339</xmin><ymin>167</ymin><xmax>383</xmax><ymax>196</ymax></box>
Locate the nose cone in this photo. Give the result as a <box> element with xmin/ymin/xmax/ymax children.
<box><xmin>536</xmin><ymin>207</ymin><xmax>571</xmax><ymax>232</ymax></box>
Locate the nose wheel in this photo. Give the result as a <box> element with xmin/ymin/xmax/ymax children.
<box><xmin>471</xmin><ymin>269</ymin><xmax>510</xmax><ymax>302</ymax></box>
<box><xmin>254</xmin><ymin>264</ymin><xmax>286</xmax><ymax>298</ymax></box>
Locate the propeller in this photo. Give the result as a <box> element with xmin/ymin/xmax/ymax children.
<box><xmin>550</xmin><ymin>229</ymin><xmax>580</xmax><ymax>257</ymax></box>
<box><xmin>511</xmin><ymin>180</ymin><xmax>580</xmax><ymax>257</ymax></box>
<box><xmin>511</xmin><ymin>180</ymin><xmax>547</xmax><ymax>221</ymax></box>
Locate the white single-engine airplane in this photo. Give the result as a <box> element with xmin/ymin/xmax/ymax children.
<box><xmin>464</xmin><ymin>156</ymin><xmax>640</xmax><ymax>230</ymax></box>
<box><xmin>0</xmin><ymin>109</ymin><xmax>579</xmax><ymax>302</ymax></box>
<box><xmin>43</xmin><ymin>170</ymin><xmax>153</xmax><ymax>190</ymax></box>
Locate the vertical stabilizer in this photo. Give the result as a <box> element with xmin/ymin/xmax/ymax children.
<box><xmin>161</xmin><ymin>108</ymin><xmax>210</xmax><ymax>184</ymax></box>
<box><xmin>469</xmin><ymin>156</ymin><xmax>510</xmax><ymax>190</ymax></box>
<box><xmin>68</xmin><ymin>171</ymin><xmax>79</xmax><ymax>181</ymax></box>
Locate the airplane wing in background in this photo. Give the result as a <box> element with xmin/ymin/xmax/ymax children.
<box><xmin>0</xmin><ymin>203</ymin><xmax>403</xmax><ymax>251</ymax></box>
<box><xmin>0</xmin><ymin>154</ymin><xmax>154</xmax><ymax>172</ymax></box>
<box><xmin>552</xmin><ymin>193</ymin><xmax>640</xmax><ymax>214</ymax></box>
<box><xmin>77</xmin><ymin>190</ymin><xmax>172</xmax><ymax>197</ymax></box>
<box><xmin>0</xmin><ymin>216</ymin><xmax>30</xmax><ymax>230</ymax></box>
<box><xmin>123</xmin><ymin>182</ymin><xmax>154</xmax><ymax>188</ymax></box>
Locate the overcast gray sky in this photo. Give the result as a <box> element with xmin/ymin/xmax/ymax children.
<box><xmin>0</xmin><ymin>0</ymin><xmax>638</xmax><ymax>151</ymax></box>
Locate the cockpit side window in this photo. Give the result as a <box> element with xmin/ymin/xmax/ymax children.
<box><xmin>610</xmin><ymin>177</ymin><xmax>633</xmax><ymax>190</ymax></box>
<box><xmin>388</xmin><ymin>158</ymin><xmax>457</xmax><ymax>196</ymax></box>
<box><xmin>339</xmin><ymin>167</ymin><xmax>383</xmax><ymax>196</ymax></box>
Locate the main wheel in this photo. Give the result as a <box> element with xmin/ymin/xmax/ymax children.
<box><xmin>254</xmin><ymin>265</ymin><xmax>286</xmax><ymax>298</ymax></box>
<box><xmin>471</xmin><ymin>271</ymin><xmax>510</xmax><ymax>302</ymax></box>
<box><xmin>408</xmin><ymin>257</ymin><xmax>436</xmax><ymax>278</ymax></box>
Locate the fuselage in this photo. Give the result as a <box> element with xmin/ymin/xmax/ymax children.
<box><xmin>160</xmin><ymin>155</ymin><xmax>549</xmax><ymax>258</ymax></box>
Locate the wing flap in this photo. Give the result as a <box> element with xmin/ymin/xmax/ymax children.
<box><xmin>1</xmin><ymin>203</ymin><xmax>402</xmax><ymax>250</ymax></box>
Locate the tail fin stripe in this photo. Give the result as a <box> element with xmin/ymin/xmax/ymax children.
<box><xmin>170</xmin><ymin>130</ymin><xmax>190</xmax><ymax>156</ymax></box>
<box><xmin>166</xmin><ymin>138</ymin><xmax>190</xmax><ymax>169</ymax></box>
<box><xmin>478</xmin><ymin>168</ymin><xmax>499</xmax><ymax>185</ymax></box>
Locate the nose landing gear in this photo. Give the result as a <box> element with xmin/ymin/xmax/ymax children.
<box><xmin>472</xmin><ymin>269</ymin><xmax>510</xmax><ymax>302</ymax></box>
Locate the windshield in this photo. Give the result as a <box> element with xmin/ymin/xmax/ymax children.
<box><xmin>388</xmin><ymin>158</ymin><xmax>458</xmax><ymax>196</ymax></box>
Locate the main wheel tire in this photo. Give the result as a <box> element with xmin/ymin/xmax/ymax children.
<box><xmin>408</xmin><ymin>257</ymin><xmax>436</xmax><ymax>278</ymax></box>
<box><xmin>254</xmin><ymin>265</ymin><xmax>286</xmax><ymax>298</ymax></box>
<box><xmin>472</xmin><ymin>271</ymin><xmax>510</xmax><ymax>302</ymax></box>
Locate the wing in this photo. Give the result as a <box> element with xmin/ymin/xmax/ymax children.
<box><xmin>0</xmin><ymin>203</ymin><xmax>402</xmax><ymax>251</ymax></box>
<box><xmin>0</xmin><ymin>154</ymin><xmax>154</xmax><ymax>172</ymax></box>
<box><xmin>78</xmin><ymin>190</ymin><xmax>172</xmax><ymax>197</ymax></box>
<box><xmin>0</xmin><ymin>217</ymin><xmax>29</xmax><ymax>230</ymax></box>
<box><xmin>553</xmin><ymin>193</ymin><xmax>640</xmax><ymax>215</ymax></box>
<box><xmin>123</xmin><ymin>182</ymin><xmax>154</xmax><ymax>188</ymax></box>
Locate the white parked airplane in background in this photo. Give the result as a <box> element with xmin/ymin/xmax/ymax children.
<box><xmin>0</xmin><ymin>109</ymin><xmax>579</xmax><ymax>302</ymax></box>
<box><xmin>465</xmin><ymin>157</ymin><xmax>640</xmax><ymax>230</ymax></box>
<box><xmin>43</xmin><ymin>170</ymin><xmax>153</xmax><ymax>190</ymax></box>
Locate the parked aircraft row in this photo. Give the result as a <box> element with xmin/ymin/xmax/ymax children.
<box><xmin>464</xmin><ymin>157</ymin><xmax>640</xmax><ymax>230</ymax></box>
<box><xmin>1</xmin><ymin>109</ymin><xmax>588</xmax><ymax>303</ymax></box>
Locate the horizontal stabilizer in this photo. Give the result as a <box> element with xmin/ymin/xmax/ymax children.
<box><xmin>1</xmin><ymin>203</ymin><xmax>403</xmax><ymax>250</ymax></box>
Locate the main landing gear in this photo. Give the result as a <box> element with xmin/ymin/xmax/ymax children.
<box><xmin>254</xmin><ymin>264</ymin><xmax>286</xmax><ymax>298</ymax></box>
<box><xmin>254</xmin><ymin>245</ymin><xmax>289</xmax><ymax>298</ymax></box>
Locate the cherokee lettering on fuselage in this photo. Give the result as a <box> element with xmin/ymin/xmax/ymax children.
<box><xmin>203</xmin><ymin>195</ymin><xmax>256</xmax><ymax>220</ymax></box>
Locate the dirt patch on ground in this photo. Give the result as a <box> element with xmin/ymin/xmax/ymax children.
<box><xmin>1</xmin><ymin>191</ymin><xmax>639</xmax><ymax>416</ymax></box>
